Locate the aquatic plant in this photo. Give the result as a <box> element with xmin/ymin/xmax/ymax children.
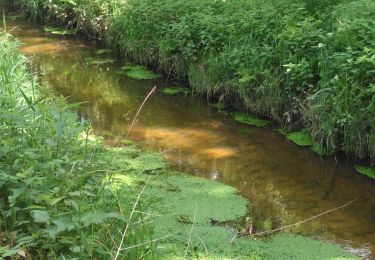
<box><xmin>354</xmin><ymin>165</ymin><xmax>375</xmax><ymax>180</ymax></box>
<box><xmin>286</xmin><ymin>131</ymin><xmax>314</xmax><ymax>147</ymax></box>
<box><xmin>117</xmin><ymin>65</ymin><xmax>161</xmax><ymax>80</ymax></box>
<box><xmin>234</xmin><ymin>112</ymin><xmax>270</xmax><ymax>127</ymax></box>
<box><xmin>162</xmin><ymin>86</ymin><xmax>190</xmax><ymax>96</ymax></box>
<box><xmin>43</xmin><ymin>26</ymin><xmax>75</xmax><ymax>35</ymax></box>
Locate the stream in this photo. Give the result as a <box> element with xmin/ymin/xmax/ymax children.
<box><xmin>7</xmin><ymin>17</ymin><xmax>375</xmax><ymax>259</ymax></box>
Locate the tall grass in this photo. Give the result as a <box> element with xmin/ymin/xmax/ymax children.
<box><xmin>0</xmin><ymin>24</ymin><xmax>156</xmax><ymax>258</ymax></box>
<box><xmin>7</xmin><ymin>0</ymin><xmax>375</xmax><ymax>161</ymax></box>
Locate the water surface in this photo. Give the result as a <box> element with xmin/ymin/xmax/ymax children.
<box><xmin>8</xmin><ymin>17</ymin><xmax>375</xmax><ymax>259</ymax></box>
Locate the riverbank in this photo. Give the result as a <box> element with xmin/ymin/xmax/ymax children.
<box><xmin>5</xmin><ymin>0</ymin><xmax>375</xmax><ymax>164</ymax></box>
<box><xmin>0</xmin><ymin>15</ymin><xmax>360</xmax><ymax>259</ymax></box>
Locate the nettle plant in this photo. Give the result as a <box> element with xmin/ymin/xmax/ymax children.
<box><xmin>0</xmin><ymin>31</ymin><xmax>155</xmax><ymax>258</ymax></box>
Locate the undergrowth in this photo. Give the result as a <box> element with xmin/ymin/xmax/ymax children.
<box><xmin>0</xmin><ymin>28</ymin><xmax>156</xmax><ymax>259</ymax></box>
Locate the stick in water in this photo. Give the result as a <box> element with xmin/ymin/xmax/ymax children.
<box><xmin>125</xmin><ymin>85</ymin><xmax>158</xmax><ymax>139</ymax></box>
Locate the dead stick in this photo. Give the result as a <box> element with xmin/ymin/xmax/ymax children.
<box><xmin>247</xmin><ymin>198</ymin><xmax>357</xmax><ymax>237</ymax></box>
<box><xmin>125</xmin><ymin>85</ymin><xmax>157</xmax><ymax>139</ymax></box>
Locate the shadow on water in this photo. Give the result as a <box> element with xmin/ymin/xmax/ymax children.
<box><xmin>6</xmin><ymin>16</ymin><xmax>375</xmax><ymax>259</ymax></box>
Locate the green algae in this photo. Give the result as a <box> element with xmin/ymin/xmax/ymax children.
<box><xmin>210</xmin><ymin>102</ymin><xmax>226</xmax><ymax>111</ymax></box>
<box><xmin>85</xmin><ymin>57</ymin><xmax>116</xmax><ymax>65</ymax></box>
<box><xmin>162</xmin><ymin>86</ymin><xmax>190</xmax><ymax>96</ymax></box>
<box><xmin>95</xmin><ymin>49</ymin><xmax>113</xmax><ymax>55</ymax></box>
<box><xmin>233</xmin><ymin>112</ymin><xmax>270</xmax><ymax>127</ymax></box>
<box><xmin>43</xmin><ymin>26</ymin><xmax>75</xmax><ymax>35</ymax></box>
<box><xmin>355</xmin><ymin>165</ymin><xmax>375</xmax><ymax>180</ymax></box>
<box><xmin>312</xmin><ymin>143</ymin><xmax>331</xmax><ymax>156</ymax></box>
<box><xmin>116</xmin><ymin>64</ymin><xmax>161</xmax><ymax>80</ymax></box>
<box><xmin>102</xmin><ymin>146</ymin><xmax>357</xmax><ymax>259</ymax></box>
<box><xmin>278</xmin><ymin>129</ymin><xmax>329</xmax><ymax>155</ymax></box>
<box><xmin>286</xmin><ymin>131</ymin><xmax>313</xmax><ymax>146</ymax></box>
<box><xmin>276</xmin><ymin>127</ymin><xmax>289</xmax><ymax>136</ymax></box>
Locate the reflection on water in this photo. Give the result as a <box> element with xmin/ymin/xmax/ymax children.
<box><xmin>9</xmin><ymin>18</ymin><xmax>375</xmax><ymax>259</ymax></box>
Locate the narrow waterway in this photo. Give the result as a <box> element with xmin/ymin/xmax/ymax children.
<box><xmin>7</xmin><ymin>17</ymin><xmax>375</xmax><ymax>259</ymax></box>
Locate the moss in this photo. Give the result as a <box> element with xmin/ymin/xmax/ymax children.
<box><xmin>43</xmin><ymin>26</ymin><xmax>75</xmax><ymax>35</ymax></box>
<box><xmin>354</xmin><ymin>165</ymin><xmax>375</xmax><ymax>180</ymax></box>
<box><xmin>162</xmin><ymin>86</ymin><xmax>190</xmax><ymax>96</ymax></box>
<box><xmin>233</xmin><ymin>112</ymin><xmax>270</xmax><ymax>127</ymax></box>
<box><xmin>116</xmin><ymin>65</ymin><xmax>161</xmax><ymax>80</ymax></box>
<box><xmin>286</xmin><ymin>131</ymin><xmax>313</xmax><ymax>146</ymax></box>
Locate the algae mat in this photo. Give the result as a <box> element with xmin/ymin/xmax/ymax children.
<box><xmin>106</xmin><ymin>147</ymin><xmax>357</xmax><ymax>259</ymax></box>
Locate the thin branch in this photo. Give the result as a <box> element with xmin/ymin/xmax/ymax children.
<box><xmin>125</xmin><ymin>86</ymin><xmax>157</xmax><ymax>139</ymax></box>
<box><xmin>246</xmin><ymin>198</ymin><xmax>356</xmax><ymax>237</ymax></box>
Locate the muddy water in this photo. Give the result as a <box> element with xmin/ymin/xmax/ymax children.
<box><xmin>8</xmin><ymin>18</ymin><xmax>375</xmax><ymax>259</ymax></box>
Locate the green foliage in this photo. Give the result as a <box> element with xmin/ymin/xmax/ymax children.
<box><xmin>286</xmin><ymin>131</ymin><xmax>314</xmax><ymax>146</ymax></box>
<box><xmin>11</xmin><ymin>0</ymin><xmax>375</xmax><ymax>160</ymax></box>
<box><xmin>162</xmin><ymin>86</ymin><xmax>190</xmax><ymax>96</ymax></box>
<box><xmin>354</xmin><ymin>165</ymin><xmax>375</xmax><ymax>180</ymax></box>
<box><xmin>234</xmin><ymin>113</ymin><xmax>270</xmax><ymax>127</ymax></box>
<box><xmin>0</xmin><ymin>32</ymin><xmax>155</xmax><ymax>259</ymax></box>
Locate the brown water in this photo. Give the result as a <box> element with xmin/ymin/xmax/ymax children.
<box><xmin>7</xmin><ymin>17</ymin><xmax>375</xmax><ymax>259</ymax></box>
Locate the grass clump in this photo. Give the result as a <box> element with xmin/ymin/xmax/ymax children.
<box><xmin>354</xmin><ymin>165</ymin><xmax>375</xmax><ymax>180</ymax></box>
<box><xmin>162</xmin><ymin>86</ymin><xmax>190</xmax><ymax>96</ymax></box>
<box><xmin>234</xmin><ymin>112</ymin><xmax>270</xmax><ymax>127</ymax></box>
